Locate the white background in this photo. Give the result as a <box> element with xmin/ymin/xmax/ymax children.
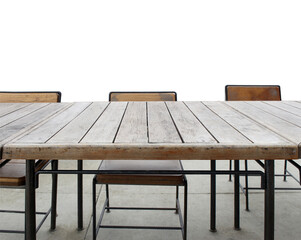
<box><xmin>0</xmin><ymin>1</ymin><xmax>300</xmax><ymax>102</ymax></box>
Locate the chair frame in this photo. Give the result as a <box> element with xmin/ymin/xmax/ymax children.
<box><xmin>92</xmin><ymin>91</ymin><xmax>187</xmax><ymax>240</ymax></box>
<box><xmin>0</xmin><ymin>91</ymin><xmax>61</xmax><ymax>234</ymax></box>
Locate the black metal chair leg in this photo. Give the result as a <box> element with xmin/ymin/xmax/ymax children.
<box><xmin>183</xmin><ymin>182</ymin><xmax>188</xmax><ymax>240</ymax></box>
<box><xmin>229</xmin><ymin>160</ymin><xmax>232</xmax><ymax>181</ymax></box>
<box><xmin>92</xmin><ymin>177</ymin><xmax>97</xmax><ymax>240</ymax></box>
<box><xmin>283</xmin><ymin>160</ymin><xmax>288</xmax><ymax>182</ymax></box>
<box><xmin>77</xmin><ymin>160</ymin><xmax>83</xmax><ymax>230</ymax></box>
<box><xmin>245</xmin><ymin>160</ymin><xmax>249</xmax><ymax>211</ymax></box>
<box><xmin>175</xmin><ymin>186</ymin><xmax>179</xmax><ymax>214</ymax></box>
<box><xmin>106</xmin><ymin>184</ymin><xmax>110</xmax><ymax>213</ymax></box>
<box><xmin>50</xmin><ymin>160</ymin><xmax>58</xmax><ymax>230</ymax></box>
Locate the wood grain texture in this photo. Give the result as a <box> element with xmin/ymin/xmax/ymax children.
<box><xmin>247</xmin><ymin>101</ymin><xmax>301</xmax><ymax>127</ymax></box>
<box><xmin>82</xmin><ymin>102</ymin><xmax>127</xmax><ymax>143</ymax></box>
<box><xmin>166</xmin><ymin>101</ymin><xmax>216</xmax><ymax>143</ymax></box>
<box><xmin>0</xmin><ymin>103</ymin><xmax>70</xmax><ymax>143</ymax></box>
<box><xmin>0</xmin><ymin>92</ymin><xmax>60</xmax><ymax>103</ymax></box>
<box><xmin>226</xmin><ymin>85</ymin><xmax>281</xmax><ymax>101</ymax></box>
<box><xmin>110</xmin><ymin>92</ymin><xmax>176</xmax><ymax>102</ymax></box>
<box><xmin>266</xmin><ymin>101</ymin><xmax>301</xmax><ymax>117</ymax></box>
<box><xmin>147</xmin><ymin>102</ymin><xmax>181</xmax><ymax>143</ymax></box>
<box><xmin>49</xmin><ymin>102</ymin><xmax>109</xmax><ymax>143</ymax></box>
<box><xmin>204</xmin><ymin>101</ymin><xmax>291</xmax><ymax>144</ymax></box>
<box><xmin>2</xmin><ymin>143</ymin><xmax>298</xmax><ymax>160</ymax></box>
<box><xmin>0</xmin><ymin>103</ymin><xmax>30</xmax><ymax>117</ymax></box>
<box><xmin>15</xmin><ymin>102</ymin><xmax>91</xmax><ymax>143</ymax></box>
<box><xmin>185</xmin><ymin>101</ymin><xmax>250</xmax><ymax>143</ymax></box>
<box><xmin>0</xmin><ymin>103</ymin><xmax>49</xmax><ymax>128</ymax></box>
<box><xmin>1</xmin><ymin>101</ymin><xmax>300</xmax><ymax>161</ymax></box>
<box><xmin>114</xmin><ymin>102</ymin><xmax>148</xmax><ymax>143</ymax></box>
<box><xmin>226</xmin><ymin>101</ymin><xmax>301</xmax><ymax>143</ymax></box>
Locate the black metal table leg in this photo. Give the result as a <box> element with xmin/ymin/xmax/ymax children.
<box><xmin>50</xmin><ymin>160</ymin><xmax>58</xmax><ymax>230</ymax></box>
<box><xmin>264</xmin><ymin>160</ymin><xmax>275</xmax><ymax>240</ymax></box>
<box><xmin>25</xmin><ymin>159</ymin><xmax>36</xmax><ymax>240</ymax></box>
<box><xmin>234</xmin><ymin>160</ymin><xmax>240</xmax><ymax>230</ymax></box>
<box><xmin>210</xmin><ymin>160</ymin><xmax>216</xmax><ymax>232</ymax></box>
<box><xmin>78</xmin><ymin>160</ymin><xmax>84</xmax><ymax>230</ymax></box>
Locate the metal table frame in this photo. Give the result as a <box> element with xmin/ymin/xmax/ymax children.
<box><xmin>24</xmin><ymin>159</ymin><xmax>273</xmax><ymax>240</ymax></box>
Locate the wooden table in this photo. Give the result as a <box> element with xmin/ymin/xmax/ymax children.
<box><xmin>1</xmin><ymin>101</ymin><xmax>301</xmax><ymax>240</ymax></box>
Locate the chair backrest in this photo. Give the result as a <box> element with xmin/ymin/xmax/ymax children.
<box><xmin>109</xmin><ymin>91</ymin><xmax>177</xmax><ymax>102</ymax></box>
<box><xmin>0</xmin><ymin>91</ymin><xmax>62</xmax><ymax>103</ymax></box>
<box><xmin>225</xmin><ymin>85</ymin><xmax>281</xmax><ymax>101</ymax></box>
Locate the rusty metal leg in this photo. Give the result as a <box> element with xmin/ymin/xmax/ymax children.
<box><xmin>264</xmin><ymin>160</ymin><xmax>275</xmax><ymax>240</ymax></box>
<box><xmin>25</xmin><ymin>160</ymin><xmax>36</xmax><ymax>240</ymax></box>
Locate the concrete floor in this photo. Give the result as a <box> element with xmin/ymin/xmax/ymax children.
<box><xmin>0</xmin><ymin>160</ymin><xmax>300</xmax><ymax>240</ymax></box>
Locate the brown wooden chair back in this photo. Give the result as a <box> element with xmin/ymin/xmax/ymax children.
<box><xmin>109</xmin><ymin>91</ymin><xmax>177</xmax><ymax>102</ymax></box>
<box><xmin>225</xmin><ymin>85</ymin><xmax>281</xmax><ymax>101</ymax></box>
<box><xmin>0</xmin><ymin>91</ymin><xmax>62</xmax><ymax>103</ymax></box>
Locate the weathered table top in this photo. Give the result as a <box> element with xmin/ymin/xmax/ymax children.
<box><xmin>1</xmin><ymin>101</ymin><xmax>300</xmax><ymax>160</ymax></box>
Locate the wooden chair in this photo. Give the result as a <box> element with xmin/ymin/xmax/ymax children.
<box><xmin>0</xmin><ymin>91</ymin><xmax>61</xmax><ymax>234</ymax></box>
<box><xmin>92</xmin><ymin>91</ymin><xmax>187</xmax><ymax>240</ymax></box>
<box><xmin>226</xmin><ymin>85</ymin><xmax>301</xmax><ymax>211</ymax></box>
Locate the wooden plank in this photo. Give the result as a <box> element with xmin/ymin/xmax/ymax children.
<box><xmin>48</xmin><ymin>102</ymin><xmax>109</xmax><ymax>143</ymax></box>
<box><xmin>82</xmin><ymin>102</ymin><xmax>127</xmax><ymax>143</ymax></box>
<box><xmin>15</xmin><ymin>102</ymin><xmax>91</xmax><ymax>144</ymax></box>
<box><xmin>147</xmin><ymin>102</ymin><xmax>182</xmax><ymax>143</ymax></box>
<box><xmin>204</xmin><ymin>101</ymin><xmax>291</xmax><ymax>144</ymax></box>
<box><xmin>226</xmin><ymin>101</ymin><xmax>301</xmax><ymax>143</ymax></box>
<box><xmin>165</xmin><ymin>102</ymin><xmax>219</xmax><ymax>143</ymax></box>
<box><xmin>267</xmin><ymin>101</ymin><xmax>301</xmax><ymax>116</ymax></box>
<box><xmin>266</xmin><ymin>101</ymin><xmax>301</xmax><ymax>117</ymax></box>
<box><xmin>114</xmin><ymin>102</ymin><xmax>148</xmax><ymax>143</ymax></box>
<box><xmin>0</xmin><ymin>103</ymin><xmax>49</xmax><ymax>128</ymax></box>
<box><xmin>0</xmin><ymin>103</ymin><xmax>70</xmax><ymax>143</ymax></box>
<box><xmin>0</xmin><ymin>92</ymin><xmax>60</xmax><ymax>103</ymax></box>
<box><xmin>282</xmin><ymin>101</ymin><xmax>301</xmax><ymax>110</ymax></box>
<box><xmin>185</xmin><ymin>101</ymin><xmax>250</xmax><ymax>143</ymax></box>
<box><xmin>110</xmin><ymin>92</ymin><xmax>176</xmax><ymax>101</ymax></box>
<box><xmin>2</xmin><ymin>142</ymin><xmax>298</xmax><ymax>160</ymax></box>
<box><xmin>0</xmin><ymin>103</ymin><xmax>30</xmax><ymax>117</ymax></box>
<box><xmin>247</xmin><ymin>101</ymin><xmax>301</xmax><ymax>127</ymax></box>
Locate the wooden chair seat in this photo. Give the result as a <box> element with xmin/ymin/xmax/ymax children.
<box><xmin>96</xmin><ymin>160</ymin><xmax>185</xmax><ymax>185</ymax></box>
<box><xmin>0</xmin><ymin>160</ymin><xmax>50</xmax><ymax>186</ymax></box>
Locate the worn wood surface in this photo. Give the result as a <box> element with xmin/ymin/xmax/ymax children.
<box><xmin>1</xmin><ymin>101</ymin><xmax>300</xmax><ymax>160</ymax></box>
<box><xmin>110</xmin><ymin>92</ymin><xmax>176</xmax><ymax>102</ymax></box>
<box><xmin>0</xmin><ymin>92</ymin><xmax>60</xmax><ymax>103</ymax></box>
